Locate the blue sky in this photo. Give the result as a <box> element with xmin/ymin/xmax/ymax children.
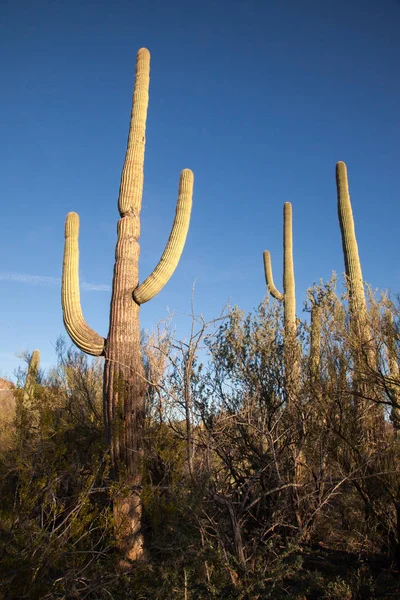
<box><xmin>1</xmin><ymin>0</ymin><xmax>399</xmax><ymax>378</ymax></box>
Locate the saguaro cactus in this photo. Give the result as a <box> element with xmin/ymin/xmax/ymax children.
<box><xmin>263</xmin><ymin>202</ymin><xmax>296</xmax><ymax>338</ymax></box>
<box><xmin>61</xmin><ymin>48</ymin><xmax>194</xmax><ymax>563</ymax></box>
<box><xmin>264</xmin><ymin>203</ymin><xmax>304</xmax><ymax>498</ymax></box>
<box><xmin>336</xmin><ymin>160</ymin><xmax>375</xmax><ymax>367</ymax></box>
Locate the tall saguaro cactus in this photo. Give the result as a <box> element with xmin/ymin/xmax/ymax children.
<box><xmin>336</xmin><ymin>161</ymin><xmax>383</xmax><ymax>433</ymax></box>
<box><xmin>336</xmin><ymin>160</ymin><xmax>374</xmax><ymax>364</ymax></box>
<box><xmin>263</xmin><ymin>202</ymin><xmax>296</xmax><ymax>338</ymax></box>
<box><xmin>61</xmin><ymin>48</ymin><xmax>194</xmax><ymax>563</ymax></box>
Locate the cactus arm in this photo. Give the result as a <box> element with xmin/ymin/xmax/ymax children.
<box><xmin>283</xmin><ymin>202</ymin><xmax>296</xmax><ymax>333</ymax></box>
<box><xmin>62</xmin><ymin>212</ymin><xmax>105</xmax><ymax>356</ymax></box>
<box><xmin>118</xmin><ymin>48</ymin><xmax>150</xmax><ymax>218</ymax></box>
<box><xmin>133</xmin><ymin>169</ymin><xmax>194</xmax><ymax>305</ymax></box>
<box><xmin>263</xmin><ymin>250</ymin><xmax>283</xmax><ymax>301</ymax></box>
<box><xmin>336</xmin><ymin>161</ymin><xmax>366</xmax><ymax>314</ymax></box>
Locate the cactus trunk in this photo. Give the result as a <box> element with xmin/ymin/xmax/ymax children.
<box><xmin>104</xmin><ymin>219</ymin><xmax>145</xmax><ymax>477</ymax></box>
<box><xmin>103</xmin><ymin>216</ymin><xmax>146</xmax><ymax>562</ymax></box>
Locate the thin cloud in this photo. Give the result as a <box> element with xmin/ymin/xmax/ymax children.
<box><xmin>0</xmin><ymin>272</ymin><xmax>111</xmax><ymax>292</ymax></box>
<box><xmin>81</xmin><ymin>282</ymin><xmax>111</xmax><ymax>292</ymax></box>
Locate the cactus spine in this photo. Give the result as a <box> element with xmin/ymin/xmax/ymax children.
<box><xmin>263</xmin><ymin>202</ymin><xmax>296</xmax><ymax>338</ymax></box>
<box><xmin>61</xmin><ymin>48</ymin><xmax>194</xmax><ymax>562</ymax></box>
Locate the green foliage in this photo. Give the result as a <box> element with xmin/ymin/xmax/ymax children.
<box><xmin>0</xmin><ymin>341</ymin><xmax>113</xmax><ymax>599</ymax></box>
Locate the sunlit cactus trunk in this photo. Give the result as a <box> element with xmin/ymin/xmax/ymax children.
<box><xmin>104</xmin><ymin>219</ymin><xmax>145</xmax><ymax>477</ymax></box>
<box><xmin>103</xmin><ymin>215</ymin><xmax>146</xmax><ymax>562</ymax></box>
<box><xmin>61</xmin><ymin>48</ymin><xmax>194</xmax><ymax>565</ymax></box>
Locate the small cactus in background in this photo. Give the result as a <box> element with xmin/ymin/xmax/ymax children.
<box><xmin>307</xmin><ymin>276</ymin><xmax>340</xmax><ymax>385</ymax></box>
<box><xmin>61</xmin><ymin>48</ymin><xmax>193</xmax><ymax>563</ymax></box>
<box><xmin>263</xmin><ymin>202</ymin><xmax>296</xmax><ymax>339</ymax></box>
<box><xmin>309</xmin><ymin>300</ymin><xmax>322</xmax><ymax>381</ymax></box>
<box><xmin>23</xmin><ymin>349</ymin><xmax>40</xmax><ymax>403</ymax></box>
<box><xmin>336</xmin><ymin>161</ymin><xmax>367</xmax><ymax>321</ymax></box>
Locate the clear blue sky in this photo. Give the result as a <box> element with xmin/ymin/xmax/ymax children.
<box><xmin>1</xmin><ymin>0</ymin><xmax>399</xmax><ymax>378</ymax></box>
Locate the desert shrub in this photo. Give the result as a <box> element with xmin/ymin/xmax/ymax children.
<box><xmin>1</xmin><ymin>287</ymin><xmax>400</xmax><ymax>597</ymax></box>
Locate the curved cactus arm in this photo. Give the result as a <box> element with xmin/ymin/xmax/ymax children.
<box><xmin>62</xmin><ymin>212</ymin><xmax>105</xmax><ymax>356</ymax></box>
<box><xmin>133</xmin><ymin>169</ymin><xmax>194</xmax><ymax>305</ymax></box>
<box><xmin>263</xmin><ymin>250</ymin><xmax>283</xmax><ymax>301</ymax></box>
